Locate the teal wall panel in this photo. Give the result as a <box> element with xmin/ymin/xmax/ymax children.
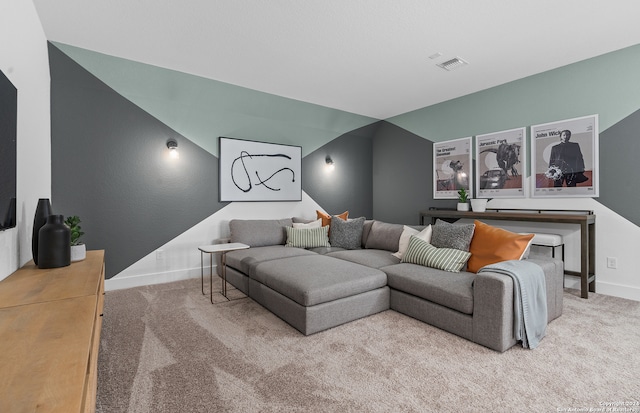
<box><xmin>52</xmin><ymin>42</ymin><xmax>378</xmax><ymax>157</ymax></box>
<box><xmin>387</xmin><ymin>44</ymin><xmax>640</xmax><ymax>142</ymax></box>
<box><xmin>382</xmin><ymin>44</ymin><xmax>640</xmax><ymax>226</ymax></box>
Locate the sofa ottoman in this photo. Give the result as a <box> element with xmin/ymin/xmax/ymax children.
<box><xmin>249</xmin><ymin>254</ymin><xmax>390</xmax><ymax>335</ymax></box>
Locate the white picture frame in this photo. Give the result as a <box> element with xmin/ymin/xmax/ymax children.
<box><xmin>531</xmin><ymin>115</ymin><xmax>599</xmax><ymax>198</ymax></box>
<box><xmin>433</xmin><ymin>137</ymin><xmax>472</xmax><ymax>199</ymax></box>
<box><xmin>219</xmin><ymin>137</ymin><xmax>302</xmax><ymax>202</ymax></box>
<box><xmin>475</xmin><ymin>127</ymin><xmax>527</xmax><ymax>199</ymax></box>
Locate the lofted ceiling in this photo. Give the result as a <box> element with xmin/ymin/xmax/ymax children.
<box><xmin>32</xmin><ymin>0</ymin><xmax>640</xmax><ymax>119</ymax></box>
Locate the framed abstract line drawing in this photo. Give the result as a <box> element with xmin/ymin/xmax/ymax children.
<box><xmin>475</xmin><ymin>127</ymin><xmax>527</xmax><ymax>199</ymax></box>
<box><xmin>433</xmin><ymin>137</ymin><xmax>472</xmax><ymax>199</ymax></box>
<box><xmin>219</xmin><ymin>137</ymin><xmax>302</xmax><ymax>202</ymax></box>
<box><xmin>531</xmin><ymin>115</ymin><xmax>599</xmax><ymax>198</ymax></box>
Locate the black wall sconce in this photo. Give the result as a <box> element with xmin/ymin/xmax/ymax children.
<box><xmin>325</xmin><ymin>155</ymin><xmax>335</xmax><ymax>171</ymax></box>
<box><xmin>167</xmin><ymin>139</ymin><xmax>179</xmax><ymax>159</ymax></box>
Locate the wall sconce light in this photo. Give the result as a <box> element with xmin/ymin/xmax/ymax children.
<box><xmin>325</xmin><ymin>155</ymin><xmax>335</xmax><ymax>171</ymax></box>
<box><xmin>167</xmin><ymin>139</ymin><xmax>179</xmax><ymax>159</ymax></box>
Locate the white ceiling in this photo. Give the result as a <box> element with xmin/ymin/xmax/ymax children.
<box><xmin>32</xmin><ymin>0</ymin><xmax>640</xmax><ymax>119</ymax></box>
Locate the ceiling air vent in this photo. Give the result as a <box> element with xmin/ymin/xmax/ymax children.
<box><xmin>437</xmin><ymin>57</ymin><xmax>468</xmax><ymax>71</ymax></box>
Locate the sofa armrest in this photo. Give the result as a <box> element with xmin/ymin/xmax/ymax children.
<box><xmin>472</xmin><ymin>271</ymin><xmax>516</xmax><ymax>352</ymax></box>
<box><xmin>526</xmin><ymin>257</ymin><xmax>564</xmax><ymax>321</ymax></box>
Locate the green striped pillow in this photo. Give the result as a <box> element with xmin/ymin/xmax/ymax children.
<box><xmin>401</xmin><ymin>235</ymin><xmax>471</xmax><ymax>273</ymax></box>
<box><xmin>285</xmin><ymin>226</ymin><xmax>331</xmax><ymax>248</ymax></box>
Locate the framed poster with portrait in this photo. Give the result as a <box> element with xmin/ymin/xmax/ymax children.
<box><xmin>433</xmin><ymin>137</ymin><xmax>472</xmax><ymax>199</ymax></box>
<box><xmin>531</xmin><ymin>115</ymin><xmax>599</xmax><ymax>198</ymax></box>
<box><xmin>475</xmin><ymin>127</ymin><xmax>527</xmax><ymax>199</ymax></box>
<box><xmin>218</xmin><ymin>137</ymin><xmax>302</xmax><ymax>202</ymax></box>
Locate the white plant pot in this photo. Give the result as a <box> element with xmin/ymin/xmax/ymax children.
<box><xmin>470</xmin><ymin>198</ymin><xmax>488</xmax><ymax>212</ymax></box>
<box><xmin>70</xmin><ymin>244</ymin><xmax>86</xmax><ymax>262</ymax></box>
<box><xmin>457</xmin><ymin>203</ymin><xmax>469</xmax><ymax>212</ymax></box>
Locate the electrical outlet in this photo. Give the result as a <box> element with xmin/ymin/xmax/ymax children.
<box><xmin>156</xmin><ymin>249</ymin><xmax>165</xmax><ymax>261</ymax></box>
<box><xmin>606</xmin><ymin>257</ymin><xmax>617</xmax><ymax>269</ymax></box>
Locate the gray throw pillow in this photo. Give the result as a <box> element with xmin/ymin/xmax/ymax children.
<box><xmin>430</xmin><ymin>219</ymin><xmax>475</xmax><ymax>251</ymax></box>
<box><xmin>329</xmin><ymin>216</ymin><xmax>366</xmax><ymax>250</ymax></box>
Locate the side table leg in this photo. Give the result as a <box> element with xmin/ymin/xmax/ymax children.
<box><xmin>221</xmin><ymin>252</ymin><xmax>228</xmax><ymax>299</ymax></box>
<box><xmin>201</xmin><ymin>251</ymin><xmax>205</xmax><ymax>295</ymax></box>
<box><xmin>210</xmin><ymin>253</ymin><xmax>214</xmax><ymax>304</ymax></box>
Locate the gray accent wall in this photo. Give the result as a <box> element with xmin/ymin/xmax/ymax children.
<box><xmin>372</xmin><ymin>122</ymin><xmax>456</xmax><ymax>224</ymax></box>
<box><xmin>599</xmin><ymin>108</ymin><xmax>640</xmax><ymax>226</ymax></box>
<box><xmin>49</xmin><ymin>43</ymin><xmax>228</xmax><ymax>278</ymax></box>
<box><xmin>302</xmin><ymin>123</ymin><xmax>379</xmax><ymax>219</ymax></box>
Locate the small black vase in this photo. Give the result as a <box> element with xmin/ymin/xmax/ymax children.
<box><xmin>32</xmin><ymin>198</ymin><xmax>52</xmax><ymax>265</ymax></box>
<box><xmin>38</xmin><ymin>214</ymin><xmax>71</xmax><ymax>269</ymax></box>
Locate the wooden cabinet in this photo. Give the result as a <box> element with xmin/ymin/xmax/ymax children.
<box><xmin>0</xmin><ymin>250</ymin><xmax>105</xmax><ymax>413</ymax></box>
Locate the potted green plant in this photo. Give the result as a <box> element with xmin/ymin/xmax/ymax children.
<box><xmin>64</xmin><ymin>215</ymin><xmax>86</xmax><ymax>262</ymax></box>
<box><xmin>457</xmin><ymin>188</ymin><xmax>469</xmax><ymax>211</ymax></box>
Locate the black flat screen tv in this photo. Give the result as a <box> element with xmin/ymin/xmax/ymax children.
<box><xmin>0</xmin><ymin>69</ymin><xmax>17</xmax><ymax>231</ymax></box>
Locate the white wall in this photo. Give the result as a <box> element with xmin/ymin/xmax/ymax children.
<box><xmin>0</xmin><ymin>1</ymin><xmax>51</xmax><ymax>280</ymax></box>
<box><xmin>484</xmin><ymin>198</ymin><xmax>640</xmax><ymax>301</ymax></box>
<box><xmin>106</xmin><ymin>191</ymin><xmax>323</xmax><ymax>290</ymax></box>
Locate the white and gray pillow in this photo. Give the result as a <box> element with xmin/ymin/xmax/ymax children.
<box><xmin>430</xmin><ymin>219</ymin><xmax>475</xmax><ymax>252</ymax></box>
<box><xmin>285</xmin><ymin>226</ymin><xmax>330</xmax><ymax>248</ymax></box>
<box><xmin>329</xmin><ymin>216</ymin><xmax>366</xmax><ymax>250</ymax></box>
<box><xmin>292</xmin><ymin>218</ymin><xmax>322</xmax><ymax>229</ymax></box>
<box><xmin>401</xmin><ymin>235</ymin><xmax>471</xmax><ymax>273</ymax></box>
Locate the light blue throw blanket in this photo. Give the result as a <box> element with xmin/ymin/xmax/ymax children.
<box><xmin>478</xmin><ymin>260</ymin><xmax>547</xmax><ymax>349</ymax></box>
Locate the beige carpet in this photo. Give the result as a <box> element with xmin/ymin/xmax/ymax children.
<box><xmin>97</xmin><ymin>279</ymin><xmax>640</xmax><ymax>413</ymax></box>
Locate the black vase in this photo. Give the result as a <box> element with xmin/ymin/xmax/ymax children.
<box><xmin>32</xmin><ymin>198</ymin><xmax>52</xmax><ymax>264</ymax></box>
<box><xmin>38</xmin><ymin>214</ymin><xmax>70</xmax><ymax>269</ymax></box>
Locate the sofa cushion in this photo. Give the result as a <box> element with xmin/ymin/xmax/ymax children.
<box><xmin>329</xmin><ymin>216</ymin><xmax>366</xmax><ymax>249</ymax></box>
<box><xmin>467</xmin><ymin>220</ymin><xmax>534</xmax><ymax>273</ymax></box>
<box><xmin>225</xmin><ymin>245</ymin><xmax>316</xmax><ymax>275</ymax></box>
<box><xmin>383</xmin><ymin>263</ymin><xmax>475</xmax><ymax>315</ymax></box>
<box><xmin>327</xmin><ymin>249</ymin><xmax>400</xmax><ymax>269</ymax></box>
<box><xmin>401</xmin><ymin>236</ymin><xmax>471</xmax><ymax>273</ymax></box>
<box><xmin>252</xmin><ymin>255</ymin><xmax>387</xmax><ymax>307</ymax></box>
<box><xmin>364</xmin><ymin>221</ymin><xmax>404</xmax><ymax>252</ymax></box>
<box><xmin>361</xmin><ymin>220</ymin><xmax>374</xmax><ymax>247</ymax></box>
<box><xmin>285</xmin><ymin>226</ymin><xmax>330</xmax><ymax>248</ymax></box>
<box><xmin>431</xmin><ymin>219</ymin><xmax>475</xmax><ymax>251</ymax></box>
<box><xmin>230</xmin><ymin>218</ymin><xmax>293</xmax><ymax>247</ymax></box>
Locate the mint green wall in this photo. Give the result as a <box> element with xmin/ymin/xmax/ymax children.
<box><xmin>387</xmin><ymin>44</ymin><xmax>640</xmax><ymax>141</ymax></box>
<box><xmin>52</xmin><ymin>42</ymin><xmax>378</xmax><ymax>157</ymax></box>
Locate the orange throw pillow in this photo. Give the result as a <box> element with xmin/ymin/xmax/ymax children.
<box><xmin>467</xmin><ymin>220</ymin><xmax>534</xmax><ymax>273</ymax></box>
<box><xmin>316</xmin><ymin>210</ymin><xmax>348</xmax><ymax>227</ymax></box>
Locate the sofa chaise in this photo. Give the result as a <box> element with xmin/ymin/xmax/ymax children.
<box><xmin>216</xmin><ymin>216</ymin><xmax>563</xmax><ymax>352</ymax></box>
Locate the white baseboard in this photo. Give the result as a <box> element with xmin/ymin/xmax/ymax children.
<box><xmin>105</xmin><ymin>266</ymin><xmax>209</xmax><ymax>291</ymax></box>
<box><xmin>564</xmin><ymin>275</ymin><xmax>640</xmax><ymax>302</ymax></box>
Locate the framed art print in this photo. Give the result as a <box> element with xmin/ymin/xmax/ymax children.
<box><xmin>219</xmin><ymin>137</ymin><xmax>302</xmax><ymax>202</ymax></box>
<box><xmin>531</xmin><ymin>115</ymin><xmax>598</xmax><ymax>198</ymax></box>
<box><xmin>475</xmin><ymin>127</ymin><xmax>527</xmax><ymax>199</ymax></box>
<box><xmin>433</xmin><ymin>137</ymin><xmax>472</xmax><ymax>199</ymax></box>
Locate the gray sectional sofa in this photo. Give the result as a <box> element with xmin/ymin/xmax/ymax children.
<box><xmin>216</xmin><ymin>217</ymin><xmax>564</xmax><ymax>352</ymax></box>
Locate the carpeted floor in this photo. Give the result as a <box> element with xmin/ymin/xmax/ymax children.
<box><xmin>96</xmin><ymin>279</ymin><xmax>640</xmax><ymax>413</ymax></box>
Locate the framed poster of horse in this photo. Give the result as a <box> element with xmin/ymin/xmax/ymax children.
<box><xmin>433</xmin><ymin>137</ymin><xmax>472</xmax><ymax>199</ymax></box>
<box><xmin>475</xmin><ymin>127</ymin><xmax>527</xmax><ymax>199</ymax></box>
<box><xmin>218</xmin><ymin>137</ymin><xmax>302</xmax><ymax>202</ymax></box>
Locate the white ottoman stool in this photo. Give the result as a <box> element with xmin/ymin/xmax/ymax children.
<box><xmin>527</xmin><ymin>233</ymin><xmax>565</xmax><ymax>285</ymax></box>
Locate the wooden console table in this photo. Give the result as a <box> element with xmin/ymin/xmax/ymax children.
<box><xmin>419</xmin><ymin>209</ymin><xmax>596</xmax><ymax>298</ymax></box>
<box><xmin>0</xmin><ymin>250</ymin><xmax>105</xmax><ymax>413</ymax></box>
